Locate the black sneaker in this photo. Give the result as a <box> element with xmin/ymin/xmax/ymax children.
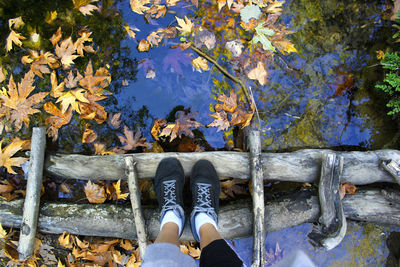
<box><xmin>154</xmin><ymin>158</ymin><xmax>185</xmax><ymax>235</ymax></box>
<box><xmin>189</xmin><ymin>159</ymin><xmax>220</xmax><ymax>242</ymax></box>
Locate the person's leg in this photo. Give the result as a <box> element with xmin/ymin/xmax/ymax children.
<box><xmin>189</xmin><ymin>160</ymin><xmax>243</xmax><ymax>267</ymax></box>
<box><xmin>155</xmin><ymin>222</ymin><xmax>180</xmax><ymax>247</ymax></box>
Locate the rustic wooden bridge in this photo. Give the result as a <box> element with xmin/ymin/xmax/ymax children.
<box><xmin>1</xmin><ymin>127</ymin><xmax>400</xmax><ymax>266</ymax></box>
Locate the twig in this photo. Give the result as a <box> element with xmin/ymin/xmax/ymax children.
<box><xmin>190</xmin><ymin>44</ymin><xmax>252</xmax><ymax>107</ymax></box>
<box><xmin>17</xmin><ymin>127</ymin><xmax>46</xmax><ymax>260</ymax></box>
<box><xmin>125</xmin><ymin>156</ymin><xmax>148</xmax><ymax>258</ymax></box>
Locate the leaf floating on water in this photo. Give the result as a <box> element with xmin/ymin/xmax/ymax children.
<box><xmin>130</xmin><ymin>0</ymin><xmax>151</xmax><ymax>14</ymax></box>
<box><xmin>215</xmin><ymin>89</ymin><xmax>238</xmax><ymax>113</ymax></box>
<box><xmin>137</xmin><ymin>39</ymin><xmax>150</xmax><ymax>52</ymax></box>
<box><xmin>113</xmin><ymin>180</ymin><xmax>129</xmax><ymax>200</ymax></box>
<box><xmin>44</xmin><ymin>102</ymin><xmax>73</xmax><ymax>141</ymax></box>
<box><xmin>247</xmin><ymin>61</ymin><xmax>267</xmax><ymax>85</ymax></box>
<box><xmin>56</xmin><ymin>88</ymin><xmax>89</xmax><ymax>114</ymax></box>
<box><xmin>208</xmin><ymin>111</ymin><xmax>230</xmax><ymax>132</ymax></box>
<box><xmin>6</xmin><ymin>30</ymin><xmax>26</xmax><ymax>52</ymax></box>
<box><xmin>107</xmin><ymin>112</ymin><xmax>122</xmax><ymax>129</ymax></box>
<box><xmin>84</xmin><ymin>180</ymin><xmax>107</xmax><ymax>204</ymax></box>
<box><xmin>50</xmin><ymin>27</ymin><xmax>63</xmax><ymax>46</ymax></box>
<box><xmin>82</xmin><ymin>123</ymin><xmax>97</xmax><ymax>143</ymax></box>
<box><xmin>55</xmin><ymin>37</ymin><xmax>79</xmax><ymax>69</ymax></box>
<box><xmin>118</xmin><ymin>126</ymin><xmax>148</xmax><ymax>151</ymax></box>
<box><xmin>175</xmin><ymin>16</ymin><xmax>194</xmax><ymax>35</ymax></box>
<box><xmin>192</xmin><ymin>56</ymin><xmax>209</xmax><ymax>72</ymax></box>
<box><xmin>159</xmin><ymin>110</ymin><xmax>203</xmax><ymax>141</ymax></box>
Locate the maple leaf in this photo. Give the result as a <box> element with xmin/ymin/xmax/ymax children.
<box><xmin>221</xmin><ymin>178</ymin><xmax>248</xmax><ymax>198</ymax></box>
<box><xmin>65</xmin><ymin>70</ymin><xmax>83</xmax><ymax>89</ymax></box>
<box><xmin>59</xmin><ymin>231</ymin><xmax>74</xmax><ymax>248</ymax></box>
<box><xmin>8</xmin><ymin>17</ymin><xmax>24</xmax><ymax>29</ymax></box>
<box><xmin>0</xmin><ymin>71</ymin><xmax>48</xmax><ymax>130</ymax></box>
<box><xmin>44</xmin><ymin>102</ymin><xmax>73</xmax><ymax>141</ymax></box>
<box><xmin>215</xmin><ymin>89</ymin><xmax>238</xmax><ymax>113</ymax></box>
<box><xmin>118</xmin><ymin>126</ymin><xmax>148</xmax><ymax>151</ymax></box>
<box><xmin>79</xmin><ymin>92</ymin><xmax>107</xmax><ymax>123</ymax></box>
<box><xmin>6</xmin><ymin>30</ymin><xmax>26</xmax><ymax>52</ymax></box>
<box><xmin>192</xmin><ymin>56</ymin><xmax>209</xmax><ymax>72</ymax></box>
<box><xmin>175</xmin><ymin>16</ymin><xmax>193</xmax><ymax>35</ymax></box>
<box><xmin>50</xmin><ymin>71</ymin><xmax>65</xmax><ymax>98</ymax></box>
<box><xmin>50</xmin><ymin>27</ymin><xmax>62</xmax><ymax>46</ymax></box>
<box><xmin>273</xmin><ymin>39</ymin><xmax>297</xmax><ymax>55</ymax></box>
<box><xmin>252</xmin><ymin>21</ymin><xmax>276</xmax><ymax>52</ymax></box>
<box><xmin>113</xmin><ymin>180</ymin><xmax>129</xmax><ymax>200</ymax></box>
<box><xmin>147</xmin><ymin>31</ymin><xmax>163</xmax><ymax>47</ymax></box>
<box><xmin>79</xmin><ymin>60</ymin><xmax>111</xmax><ymax>95</ymax></box>
<box><xmin>23</xmin><ymin>50</ymin><xmax>60</xmax><ymax>78</ymax></box>
<box><xmin>55</xmin><ymin>37</ymin><xmax>79</xmax><ymax>69</ymax></box>
<box><xmin>151</xmin><ymin>118</ymin><xmax>166</xmax><ymax>140</ymax></box>
<box><xmin>79</xmin><ymin>4</ymin><xmax>99</xmax><ymax>15</ymax></box>
<box><xmin>208</xmin><ymin>111</ymin><xmax>230</xmax><ymax>132</ymax></box>
<box><xmin>339</xmin><ymin>182</ymin><xmax>357</xmax><ymax>200</ymax></box>
<box><xmin>84</xmin><ymin>180</ymin><xmax>107</xmax><ymax>203</ymax></box>
<box><xmin>230</xmin><ymin>106</ymin><xmax>254</xmax><ymax>128</ymax></box>
<box><xmin>147</xmin><ymin>4</ymin><xmax>167</xmax><ymax>19</ymax></box>
<box><xmin>93</xmin><ymin>143</ymin><xmax>118</xmax><ymax>155</ymax></box>
<box><xmin>74</xmin><ymin>30</ymin><xmax>95</xmax><ymax>56</ymax></box>
<box><xmin>0</xmin><ymin>140</ymin><xmax>29</xmax><ymax>174</ymax></box>
<box><xmin>56</xmin><ymin>88</ymin><xmax>89</xmax><ymax>114</ymax></box>
<box><xmin>138</xmin><ymin>39</ymin><xmax>151</xmax><ymax>52</ymax></box>
<box><xmin>130</xmin><ymin>0</ymin><xmax>150</xmax><ymax>14</ymax></box>
<box><xmin>82</xmin><ymin>124</ymin><xmax>97</xmax><ymax>143</ymax></box>
<box><xmin>248</xmin><ymin>61</ymin><xmax>268</xmax><ymax>85</ymax></box>
<box><xmin>159</xmin><ymin>110</ymin><xmax>203</xmax><ymax>141</ymax></box>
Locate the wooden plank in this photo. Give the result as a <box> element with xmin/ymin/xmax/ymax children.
<box><xmin>249</xmin><ymin>130</ymin><xmax>265</xmax><ymax>267</ymax></box>
<box><xmin>45</xmin><ymin>149</ymin><xmax>400</xmax><ymax>185</ymax></box>
<box><xmin>17</xmin><ymin>127</ymin><xmax>46</xmax><ymax>259</ymax></box>
<box><xmin>1</xmin><ymin>189</ymin><xmax>398</xmax><ymax>241</ymax></box>
<box><xmin>125</xmin><ymin>157</ymin><xmax>147</xmax><ymax>258</ymax></box>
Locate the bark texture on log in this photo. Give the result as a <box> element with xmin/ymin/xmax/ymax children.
<box><xmin>45</xmin><ymin>149</ymin><xmax>400</xmax><ymax>185</ymax></box>
<box><xmin>125</xmin><ymin>157</ymin><xmax>147</xmax><ymax>258</ymax></box>
<box><xmin>308</xmin><ymin>154</ymin><xmax>347</xmax><ymax>250</ymax></box>
<box><xmin>18</xmin><ymin>127</ymin><xmax>46</xmax><ymax>259</ymax></box>
<box><xmin>0</xmin><ymin>189</ymin><xmax>399</xmax><ymax>241</ymax></box>
<box><xmin>249</xmin><ymin>130</ymin><xmax>265</xmax><ymax>267</ymax></box>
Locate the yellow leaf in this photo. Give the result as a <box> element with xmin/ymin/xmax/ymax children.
<box><xmin>57</xmin><ymin>259</ymin><xmax>65</xmax><ymax>267</ymax></box>
<box><xmin>124</xmin><ymin>25</ymin><xmax>139</xmax><ymax>39</ymax></box>
<box><xmin>175</xmin><ymin>16</ymin><xmax>193</xmax><ymax>35</ymax></box>
<box><xmin>113</xmin><ymin>179</ymin><xmax>129</xmax><ymax>200</ymax></box>
<box><xmin>274</xmin><ymin>39</ymin><xmax>297</xmax><ymax>55</ymax></box>
<box><xmin>0</xmin><ymin>139</ymin><xmax>29</xmax><ymax>174</ymax></box>
<box><xmin>130</xmin><ymin>0</ymin><xmax>150</xmax><ymax>14</ymax></box>
<box><xmin>6</xmin><ymin>30</ymin><xmax>26</xmax><ymax>52</ymax></box>
<box><xmin>247</xmin><ymin>61</ymin><xmax>267</xmax><ymax>85</ymax></box>
<box><xmin>56</xmin><ymin>89</ymin><xmax>89</xmax><ymax>114</ymax></box>
<box><xmin>0</xmin><ymin>222</ymin><xmax>8</xmax><ymax>238</ymax></box>
<box><xmin>50</xmin><ymin>71</ymin><xmax>65</xmax><ymax>98</ymax></box>
<box><xmin>376</xmin><ymin>50</ymin><xmax>385</xmax><ymax>60</ymax></box>
<box><xmin>137</xmin><ymin>39</ymin><xmax>150</xmax><ymax>52</ymax></box>
<box><xmin>45</xmin><ymin>11</ymin><xmax>58</xmax><ymax>24</ymax></box>
<box><xmin>84</xmin><ymin>180</ymin><xmax>106</xmax><ymax>203</ymax></box>
<box><xmin>55</xmin><ymin>37</ymin><xmax>79</xmax><ymax>69</ymax></box>
<box><xmin>82</xmin><ymin>124</ymin><xmax>97</xmax><ymax>143</ymax></box>
<box><xmin>192</xmin><ymin>56</ymin><xmax>209</xmax><ymax>72</ymax></box>
<box><xmin>8</xmin><ymin>17</ymin><xmax>24</xmax><ymax>29</ymax></box>
<box><xmin>50</xmin><ymin>27</ymin><xmax>62</xmax><ymax>46</ymax></box>
<box><xmin>58</xmin><ymin>231</ymin><xmax>73</xmax><ymax>248</ymax></box>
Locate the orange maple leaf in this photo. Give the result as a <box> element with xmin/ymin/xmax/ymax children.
<box><xmin>84</xmin><ymin>180</ymin><xmax>107</xmax><ymax>204</ymax></box>
<box><xmin>22</xmin><ymin>50</ymin><xmax>60</xmax><ymax>78</ymax></box>
<box><xmin>79</xmin><ymin>60</ymin><xmax>111</xmax><ymax>95</ymax></box>
<box><xmin>230</xmin><ymin>106</ymin><xmax>254</xmax><ymax>128</ymax></box>
<box><xmin>215</xmin><ymin>89</ymin><xmax>237</xmax><ymax>113</ymax></box>
<box><xmin>0</xmin><ymin>71</ymin><xmax>48</xmax><ymax>130</ymax></box>
<box><xmin>113</xmin><ymin>179</ymin><xmax>129</xmax><ymax>200</ymax></box>
<box><xmin>118</xmin><ymin>126</ymin><xmax>148</xmax><ymax>151</ymax></box>
<box><xmin>44</xmin><ymin>102</ymin><xmax>73</xmax><ymax>141</ymax></box>
<box><xmin>55</xmin><ymin>37</ymin><xmax>79</xmax><ymax>69</ymax></box>
<box><xmin>159</xmin><ymin>110</ymin><xmax>203</xmax><ymax>141</ymax></box>
<box><xmin>82</xmin><ymin>123</ymin><xmax>97</xmax><ymax>143</ymax></box>
<box><xmin>79</xmin><ymin>92</ymin><xmax>107</xmax><ymax>123</ymax></box>
<box><xmin>207</xmin><ymin>111</ymin><xmax>230</xmax><ymax>132</ymax></box>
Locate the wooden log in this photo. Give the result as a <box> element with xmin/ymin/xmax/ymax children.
<box><xmin>380</xmin><ymin>159</ymin><xmax>400</xmax><ymax>185</ymax></box>
<box><xmin>0</xmin><ymin>189</ymin><xmax>399</xmax><ymax>241</ymax></box>
<box><xmin>249</xmin><ymin>130</ymin><xmax>265</xmax><ymax>267</ymax></box>
<box><xmin>17</xmin><ymin>127</ymin><xmax>46</xmax><ymax>260</ymax></box>
<box><xmin>308</xmin><ymin>154</ymin><xmax>347</xmax><ymax>250</ymax></box>
<box><xmin>45</xmin><ymin>149</ymin><xmax>400</xmax><ymax>185</ymax></box>
<box><xmin>125</xmin><ymin>157</ymin><xmax>147</xmax><ymax>258</ymax></box>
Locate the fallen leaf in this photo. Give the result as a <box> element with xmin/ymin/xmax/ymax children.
<box><xmin>79</xmin><ymin>4</ymin><xmax>99</xmax><ymax>15</ymax></box>
<box><xmin>376</xmin><ymin>50</ymin><xmax>385</xmax><ymax>60</ymax></box>
<box><xmin>230</xmin><ymin>106</ymin><xmax>254</xmax><ymax>128</ymax></box>
<box><xmin>45</xmin><ymin>10</ymin><xmax>58</xmax><ymax>24</ymax></box>
<box><xmin>159</xmin><ymin>110</ymin><xmax>203</xmax><ymax>141</ymax></box>
<box><xmin>0</xmin><ymin>180</ymin><xmax>14</xmax><ymax>194</ymax></box>
<box><xmin>138</xmin><ymin>39</ymin><xmax>150</xmax><ymax>52</ymax></box>
<box><xmin>221</xmin><ymin>178</ymin><xmax>248</xmax><ymax>198</ymax></box>
<box><xmin>6</xmin><ymin>30</ymin><xmax>26</xmax><ymax>52</ymax></box>
<box><xmin>79</xmin><ymin>92</ymin><xmax>107</xmax><ymax>123</ymax></box>
<box><xmin>188</xmin><ymin>245</ymin><xmax>201</xmax><ymax>259</ymax></box>
<box><xmin>151</xmin><ymin>118</ymin><xmax>166</xmax><ymax>140</ymax></box>
<box><xmin>50</xmin><ymin>27</ymin><xmax>62</xmax><ymax>46</ymax></box>
<box><xmin>0</xmin><ymin>222</ymin><xmax>9</xmax><ymax>239</ymax></box>
<box><xmin>208</xmin><ymin>111</ymin><xmax>230</xmax><ymax>132</ymax></box>
<box><xmin>64</xmin><ymin>70</ymin><xmax>83</xmax><ymax>89</ymax></box>
<box><xmin>118</xmin><ymin>126</ymin><xmax>148</xmax><ymax>151</ymax></box>
<box><xmin>339</xmin><ymin>182</ymin><xmax>357</xmax><ymax>200</ymax></box>
<box><xmin>192</xmin><ymin>56</ymin><xmax>209</xmax><ymax>72</ymax></box>
<box><xmin>59</xmin><ymin>231</ymin><xmax>74</xmax><ymax>249</ymax></box>
<box><xmin>82</xmin><ymin>124</ymin><xmax>97</xmax><ymax>143</ymax></box>
<box><xmin>107</xmin><ymin>112</ymin><xmax>122</xmax><ymax>129</ymax></box>
<box><xmin>273</xmin><ymin>39</ymin><xmax>297</xmax><ymax>55</ymax></box>
<box><xmin>50</xmin><ymin>71</ymin><xmax>65</xmax><ymax>98</ymax></box>
<box><xmin>93</xmin><ymin>143</ymin><xmax>117</xmax><ymax>155</ymax></box>
<box><xmin>44</xmin><ymin>102</ymin><xmax>73</xmax><ymax>141</ymax></box>
<box><xmin>247</xmin><ymin>61</ymin><xmax>268</xmax><ymax>85</ymax></box>
<box><xmin>130</xmin><ymin>0</ymin><xmax>151</xmax><ymax>14</ymax></box>
<box><xmin>74</xmin><ymin>31</ymin><xmax>93</xmax><ymax>56</ymax></box>
<box><xmin>215</xmin><ymin>89</ymin><xmax>238</xmax><ymax>113</ymax></box>
<box><xmin>113</xmin><ymin>180</ymin><xmax>129</xmax><ymax>200</ymax></box>
<box><xmin>119</xmin><ymin>240</ymin><xmax>134</xmax><ymax>251</ymax></box>
<box><xmin>84</xmin><ymin>180</ymin><xmax>107</xmax><ymax>204</ymax></box>
<box><xmin>175</xmin><ymin>16</ymin><xmax>193</xmax><ymax>35</ymax></box>
<box><xmin>56</xmin><ymin>88</ymin><xmax>89</xmax><ymax>114</ymax></box>
<box><xmin>79</xmin><ymin>60</ymin><xmax>111</xmax><ymax>95</ymax></box>
<box><xmin>55</xmin><ymin>37</ymin><xmax>79</xmax><ymax>69</ymax></box>
<box><xmin>124</xmin><ymin>25</ymin><xmax>139</xmax><ymax>39</ymax></box>
<box><xmin>8</xmin><ymin>17</ymin><xmax>24</xmax><ymax>29</ymax></box>
<box><xmin>147</xmin><ymin>31</ymin><xmax>163</xmax><ymax>47</ymax></box>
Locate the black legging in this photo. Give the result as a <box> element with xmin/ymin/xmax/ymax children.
<box><xmin>200</xmin><ymin>239</ymin><xmax>243</xmax><ymax>267</ymax></box>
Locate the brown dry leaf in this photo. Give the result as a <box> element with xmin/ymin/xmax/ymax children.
<box><xmin>130</xmin><ymin>0</ymin><xmax>151</xmax><ymax>14</ymax></box>
<box><xmin>247</xmin><ymin>61</ymin><xmax>267</xmax><ymax>85</ymax></box>
<box><xmin>113</xmin><ymin>179</ymin><xmax>129</xmax><ymax>200</ymax></box>
<box><xmin>230</xmin><ymin>106</ymin><xmax>254</xmax><ymax>128</ymax></box>
<box><xmin>221</xmin><ymin>178</ymin><xmax>248</xmax><ymax>198</ymax></box>
<box><xmin>159</xmin><ymin>110</ymin><xmax>203</xmax><ymax>141</ymax></box>
<box><xmin>79</xmin><ymin>92</ymin><xmax>108</xmax><ymax>123</ymax></box>
<box><xmin>59</xmin><ymin>231</ymin><xmax>74</xmax><ymax>249</ymax></box>
<box><xmin>192</xmin><ymin>56</ymin><xmax>209</xmax><ymax>72</ymax></box>
<box><xmin>0</xmin><ymin>180</ymin><xmax>14</xmax><ymax>194</ymax></box>
<box><xmin>118</xmin><ymin>126</ymin><xmax>148</xmax><ymax>151</ymax></box>
<box><xmin>151</xmin><ymin>118</ymin><xmax>166</xmax><ymax>140</ymax></box>
<box><xmin>107</xmin><ymin>112</ymin><xmax>122</xmax><ymax>129</ymax></box>
<box><xmin>273</xmin><ymin>39</ymin><xmax>297</xmax><ymax>55</ymax></box>
<box><xmin>79</xmin><ymin>60</ymin><xmax>111</xmax><ymax>95</ymax></box>
<box><xmin>25</xmin><ymin>50</ymin><xmax>60</xmax><ymax>78</ymax></box>
<box><xmin>124</xmin><ymin>25</ymin><xmax>139</xmax><ymax>39</ymax></box>
<box><xmin>147</xmin><ymin>31</ymin><xmax>163</xmax><ymax>47</ymax></box>
<box><xmin>177</xmin><ymin>137</ymin><xmax>199</xmax><ymax>152</ymax></box>
<box><xmin>0</xmin><ymin>139</ymin><xmax>29</xmax><ymax>174</ymax></box>
<box><xmin>175</xmin><ymin>16</ymin><xmax>193</xmax><ymax>35</ymax></box>
<box><xmin>188</xmin><ymin>245</ymin><xmax>201</xmax><ymax>259</ymax></box>
<box><xmin>208</xmin><ymin>111</ymin><xmax>230</xmax><ymax>132</ymax></box>
<box><xmin>50</xmin><ymin>71</ymin><xmax>65</xmax><ymax>98</ymax></box>
<box><xmin>74</xmin><ymin>31</ymin><xmax>93</xmax><ymax>56</ymax></box>
<box><xmin>119</xmin><ymin>240</ymin><xmax>134</xmax><ymax>251</ymax></box>
<box><xmin>6</xmin><ymin>30</ymin><xmax>26</xmax><ymax>52</ymax></box>
<box><xmin>44</xmin><ymin>102</ymin><xmax>73</xmax><ymax>141</ymax></box>
<box><xmin>0</xmin><ymin>71</ymin><xmax>48</xmax><ymax>130</ymax></box>
<box><xmin>138</xmin><ymin>39</ymin><xmax>151</xmax><ymax>52</ymax></box>
<box><xmin>147</xmin><ymin>4</ymin><xmax>167</xmax><ymax>19</ymax></box>
<box><xmin>82</xmin><ymin>124</ymin><xmax>97</xmax><ymax>143</ymax></box>
<box><xmin>75</xmin><ymin>237</ymin><xmax>90</xmax><ymax>250</ymax></box>
<box><xmin>93</xmin><ymin>143</ymin><xmax>117</xmax><ymax>155</ymax></box>
<box><xmin>339</xmin><ymin>182</ymin><xmax>357</xmax><ymax>200</ymax></box>
<box><xmin>79</xmin><ymin>3</ymin><xmax>99</xmax><ymax>16</ymax></box>
<box><xmin>0</xmin><ymin>222</ymin><xmax>9</xmax><ymax>239</ymax></box>
<box><xmin>55</xmin><ymin>37</ymin><xmax>79</xmax><ymax>69</ymax></box>
<box><xmin>215</xmin><ymin>89</ymin><xmax>238</xmax><ymax>113</ymax></box>
<box><xmin>84</xmin><ymin>180</ymin><xmax>107</xmax><ymax>204</ymax></box>
<box><xmin>180</xmin><ymin>244</ymin><xmax>189</xmax><ymax>254</ymax></box>
<box><xmin>65</xmin><ymin>70</ymin><xmax>83</xmax><ymax>89</ymax></box>
<box><xmin>60</xmin><ymin>183</ymin><xmax>72</xmax><ymax>195</ymax></box>
<box><xmin>50</xmin><ymin>27</ymin><xmax>62</xmax><ymax>46</ymax></box>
